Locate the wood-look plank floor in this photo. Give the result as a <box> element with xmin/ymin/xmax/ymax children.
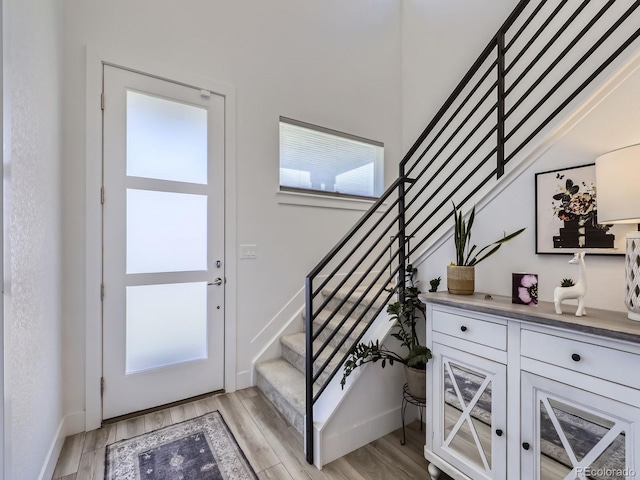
<box><xmin>52</xmin><ymin>387</ymin><xmax>444</xmax><ymax>480</ymax></box>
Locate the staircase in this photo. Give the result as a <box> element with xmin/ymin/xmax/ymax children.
<box><xmin>255</xmin><ymin>285</ymin><xmax>386</xmax><ymax>437</ymax></box>
<box><xmin>255</xmin><ymin>0</ymin><xmax>640</xmax><ymax>468</ymax></box>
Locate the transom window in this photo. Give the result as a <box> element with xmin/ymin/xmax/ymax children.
<box><xmin>279</xmin><ymin>117</ymin><xmax>384</xmax><ymax>199</ymax></box>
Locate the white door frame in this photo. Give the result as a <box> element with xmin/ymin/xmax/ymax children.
<box><xmin>85</xmin><ymin>46</ymin><xmax>237</xmax><ymax>431</ymax></box>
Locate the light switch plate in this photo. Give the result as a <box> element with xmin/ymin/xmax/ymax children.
<box><xmin>240</xmin><ymin>244</ymin><xmax>257</xmax><ymax>259</ymax></box>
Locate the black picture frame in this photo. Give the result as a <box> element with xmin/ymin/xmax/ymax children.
<box><xmin>535</xmin><ymin>164</ymin><xmax>634</xmax><ymax>255</ymax></box>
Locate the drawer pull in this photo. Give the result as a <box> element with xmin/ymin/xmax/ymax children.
<box><xmin>571</xmin><ymin>353</ymin><xmax>581</xmax><ymax>362</ymax></box>
<box><xmin>460</xmin><ymin>326</ymin><xmax>468</xmax><ymax>332</ymax></box>
<box><xmin>496</xmin><ymin>429</ymin><xmax>503</xmax><ymax>437</ymax></box>
<box><xmin>522</xmin><ymin>442</ymin><xmax>530</xmax><ymax>451</ymax></box>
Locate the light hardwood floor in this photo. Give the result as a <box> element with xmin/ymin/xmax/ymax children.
<box><xmin>52</xmin><ymin>387</ymin><xmax>440</xmax><ymax>480</ymax></box>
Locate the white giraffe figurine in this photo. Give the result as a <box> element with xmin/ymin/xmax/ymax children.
<box><xmin>554</xmin><ymin>251</ymin><xmax>587</xmax><ymax>316</ymax></box>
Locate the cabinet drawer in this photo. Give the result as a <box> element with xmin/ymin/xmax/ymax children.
<box><xmin>432</xmin><ymin>310</ymin><xmax>507</xmax><ymax>350</ymax></box>
<box><xmin>521</xmin><ymin>330</ymin><xmax>640</xmax><ymax>389</ymax></box>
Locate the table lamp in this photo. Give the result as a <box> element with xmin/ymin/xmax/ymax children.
<box><xmin>596</xmin><ymin>145</ymin><xmax>640</xmax><ymax>321</ymax></box>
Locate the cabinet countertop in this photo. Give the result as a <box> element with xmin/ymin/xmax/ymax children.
<box><xmin>419</xmin><ymin>292</ymin><xmax>640</xmax><ymax>344</ymax></box>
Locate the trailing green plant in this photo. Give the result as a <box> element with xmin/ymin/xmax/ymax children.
<box><xmin>340</xmin><ymin>266</ymin><xmax>432</xmax><ymax>389</ymax></box>
<box><xmin>452</xmin><ymin>202</ymin><xmax>526</xmax><ymax>266</ymax></box>
<box><xmin>428</xmin><ymin>277</ymin><xmax>441</xmax><ymax>292</ymax></box>
<box><xmin>561</xmin><ymin>278</ymin><xmax>575</xmax><ymax>287</ymax></box>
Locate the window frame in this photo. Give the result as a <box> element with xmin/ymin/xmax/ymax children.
<box><xmin>279</xmin><ymin>116</ymin><xmax>384</xmax><ymax>201</ymax></box>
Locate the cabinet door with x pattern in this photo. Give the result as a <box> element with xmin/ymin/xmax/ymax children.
<box><xmin>432</xmin><ymin>343</ymin><xmax>507</xmax><ymax>480</ymax></box>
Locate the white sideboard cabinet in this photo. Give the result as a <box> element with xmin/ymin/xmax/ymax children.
<box><xmin>422</xmin><ymin>293</ymin><xmax>640</xmax><ymax>480</ymax></box>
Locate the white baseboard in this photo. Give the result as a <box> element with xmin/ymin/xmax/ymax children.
<box><xmin>38</xmin><ymin>411</ymin><xmax>85</xmax><ymax>480</ymax></box>
<box><xmin>236</xmin><ymin>370</ymin><xmax>252</xmax><ymax>390</ymax></box>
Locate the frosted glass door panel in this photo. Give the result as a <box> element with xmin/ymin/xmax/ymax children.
<box><xmin>126</xmin><ymin>282</ymin><xmax>207</xmax><ymax>374</ymax></box>
<box><xmin>127</xmin><ymin>189</ymin><xmax>207</xmax><ymax>274</ymax></box>
<box><xmin>127</xmin><ymin>91</ymin><xmax>208</xmax><ymax>184</ymax></box>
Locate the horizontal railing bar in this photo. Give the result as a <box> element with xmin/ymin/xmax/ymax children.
<box><xmin>405</xmin><ymin>105</ymin><xmax>498</xmax><ymax>207</ymax></box>
<box><xmin>311</xmin><ymin>213</ymin><xmax>400</xmax><ymax>328</ymax></box>
<box><xmin>505</xmin><ymin>23</ymin><xmax>640</xmax><ymax>165</ymax></box>
<box><xmin>501</xmin><ymin>0</ymin><xmax>538</xmax><ymax>34</ymax></box>
<box><xmin>312</xmin><ymin>261</ymin><xmax>398</xmax><ymax>369</ymax></box>
<box><xmin>505</xmin><ymin>0</ymin><xmax>550</xmax><ymax>53</ymax></box>
<box><xmin>406</xmin><ymin>146</ymin><xmax>497</xmax><ymax>239</ymax></box>
<box><xmin>312</xmin><ymin>283</ymin><xmax>396</xmax><ymax>403</ymax></box>
<box><xmin>399</xmin><ymin>37</ymin><xmax>499</xmax><ymax>168</ymax></box>
<box><xmin>306</xmin><ymin>176</ymin><xmax>405</xmax><ymax>280</ymax></box>
<box><xmin>505</xmin><ymin>1</ymin><xmax>640</xmax><ymax>138</ymax></box>
<box><xmin>311</xmin><ymin>197</ymin><xmax>401</xmax><ymax>301</ymax></box>
<box><xmin>409</xmin><ymin>169</ymin><xmax>497</xmax><ymax>257</ymax></box>
<box><xmin>405</xmin><ymin>60</ymin><xmax>498</xmax><ymax>177</ymax></box>
<box><xmin>405</xmin><ymin>88</ymin><xmax>498</xmax><ymax>193</ymax></box>
<box><xmin>312</xmin><ymin>238</ymin><xmax>400</xmax><ymax>346</ymax></box>
<box><xmin>312</xmin><ymin>264</ymin><xmax>399</xmax><ymax>381</ymax></box>
<box><xmin>406</xmin><ymin>80</ymin><xmax>498</xmax><ymax>181</ymax></box>
<box><xmin>505</xmin><ymin>0</ymin><xmax>615</xmax><ymax>101</ymax></box>
<box><xmin>505</xmin><ymin>0</ymin><xmax>569</xmax><ymax>74</ymax></box>
<box><xmin>405</xmin><ymin>125</ymin><xmax>498</xmax><ymax>218</ymax></box>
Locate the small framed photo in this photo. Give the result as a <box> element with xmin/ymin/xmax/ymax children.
<box><xmin>512</xmin><ymin>273</ymin><xmax>538</xmax><ymax>306</ymax></box>
<box><xmin>535</xmin><ymin>164</ymin><xmax>634</xmax><ymax>255</ymax></box>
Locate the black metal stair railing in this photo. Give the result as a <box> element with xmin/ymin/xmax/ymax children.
<box><xmin>304</xmin><ymin>0</ymin><xmax>640</xmax><ymax>463</ymax></box>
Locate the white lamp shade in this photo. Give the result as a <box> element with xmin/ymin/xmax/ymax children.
<box><xmin>595</xmin><ymin>145</ymin><xmax>640</xmax><ymax>224</ymax></box>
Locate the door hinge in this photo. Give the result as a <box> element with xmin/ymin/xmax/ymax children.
<box><xmin>101</xmin><ymin>377</ymin><xmax>105</xmax><ymax>396</ymax></box>
<box><xmin>101</xmin><ymin>283</ymin><xmax>105</xmax><ymax>301</ymax></box>
<box><xmin>101</xmin><ymin>93</ymin><xmax>105</xmax><ymax>111</ymax></box>
<box><xmin>101</xmin><ymin>186</ymin><xmax>105</xmax><ymax>204</ymax></box>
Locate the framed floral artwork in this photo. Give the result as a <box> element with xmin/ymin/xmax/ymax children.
<box><xmin>535</xmin><ymin>164</ymin><xmax>635</xmax><ymax>255</ymax></box>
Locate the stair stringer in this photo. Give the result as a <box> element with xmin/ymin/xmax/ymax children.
<box><xmin>310</xmin><ymin>305</ymin><xmax>412</xmax><ymax>469</ymax></box>
<box><xmin>410</xmin><ymin>43</ymin><xmax>640</xmax><ymax>270</ymax></box>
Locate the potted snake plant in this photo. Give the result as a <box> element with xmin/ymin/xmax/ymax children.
<box><xmin>448</xmin><ymin>203</ymin><xmax>525</xmax><ymax>295</ymax></box>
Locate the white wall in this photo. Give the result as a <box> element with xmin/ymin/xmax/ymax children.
<box><xmin>416</xmin><ymin>58</ymin><xmax>640</xmax><ymax>313</ymax></box>
<box><xmin>62</xmin><ymin>0</ymin><xmax>402</xmax><ymax>417</ymax></box>
<box><xmin>402</xmin><ymin>0</ymin><xmax>521</xmax><ymax>149</ymax></box>
<box><xmin>3</xmin><ymin>0</ymin><xmax>64</xmax><ymax>478</ymax></box>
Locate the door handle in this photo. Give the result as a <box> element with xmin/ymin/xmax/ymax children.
<box><xmin>208</xmin><ymin>278</ymin><xmax>223</xmax><ymax>286</ymax></box>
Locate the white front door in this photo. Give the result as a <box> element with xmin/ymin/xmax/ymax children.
<box><xmin>102</xmin><ymin>65</ymin><xmax>225</xmax><ymax>419</ymax></box>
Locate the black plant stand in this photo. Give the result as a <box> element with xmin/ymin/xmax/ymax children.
<box><xmin>401</xmin><ymin>383</ymin><xmax>426</xmax><ymax>445</ymax></box>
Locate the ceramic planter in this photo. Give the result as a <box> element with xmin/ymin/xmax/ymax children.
<box><xmin>447</xmin><ymin>265</ymin><xmax>475</xmax><ymax>295</ymax></box>
<box><xmin>404</xmin><ymin>364</ymin><xmax>426</xmax><ymax>400</ymax></box>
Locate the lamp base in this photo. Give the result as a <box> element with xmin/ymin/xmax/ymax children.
<box><xmin>625</xmin><ymin>231</ymin><xmax>640</xmax><ymax>321</ymax></box>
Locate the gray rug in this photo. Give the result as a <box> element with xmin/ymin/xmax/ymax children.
<box><xmin>105</xmin><ymin>411</ymin><xmax>258</xmax><ymax>480</ymax></box>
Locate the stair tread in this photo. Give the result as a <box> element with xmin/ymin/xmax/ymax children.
<box><xmin>311</xmin><ymin>309</ymin><xmax>369</xmax><ymax>339</ymax></box>
<box><xmin>281</xmin><ymin>332</ymin><xmax>350</xmax><ymax>371</ymax></box>
<box><xmin>255</xmin><ymin>358</ymin><xmax>306</xmax><ymax>414</ymax></box>
<box><xmin>320</xmin><ymin>283</ymin><xmax>391</xmax><ymax>306</ymax></box>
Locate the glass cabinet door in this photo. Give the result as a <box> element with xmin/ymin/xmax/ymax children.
<box><xmin>521</xmin><ymin>372</ymin><xmax>640</xmax><ymax>480</ymax></box>
<box><xmin>433</xmin><ymin>344</ymin><xmax>507</xmax><ymax>479</ymax></box>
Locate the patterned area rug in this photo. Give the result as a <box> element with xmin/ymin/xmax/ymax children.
<box><xmin>105</xmin><ymin>411</ymin><xmax>258</xmax><ymax>480</ymax></box>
